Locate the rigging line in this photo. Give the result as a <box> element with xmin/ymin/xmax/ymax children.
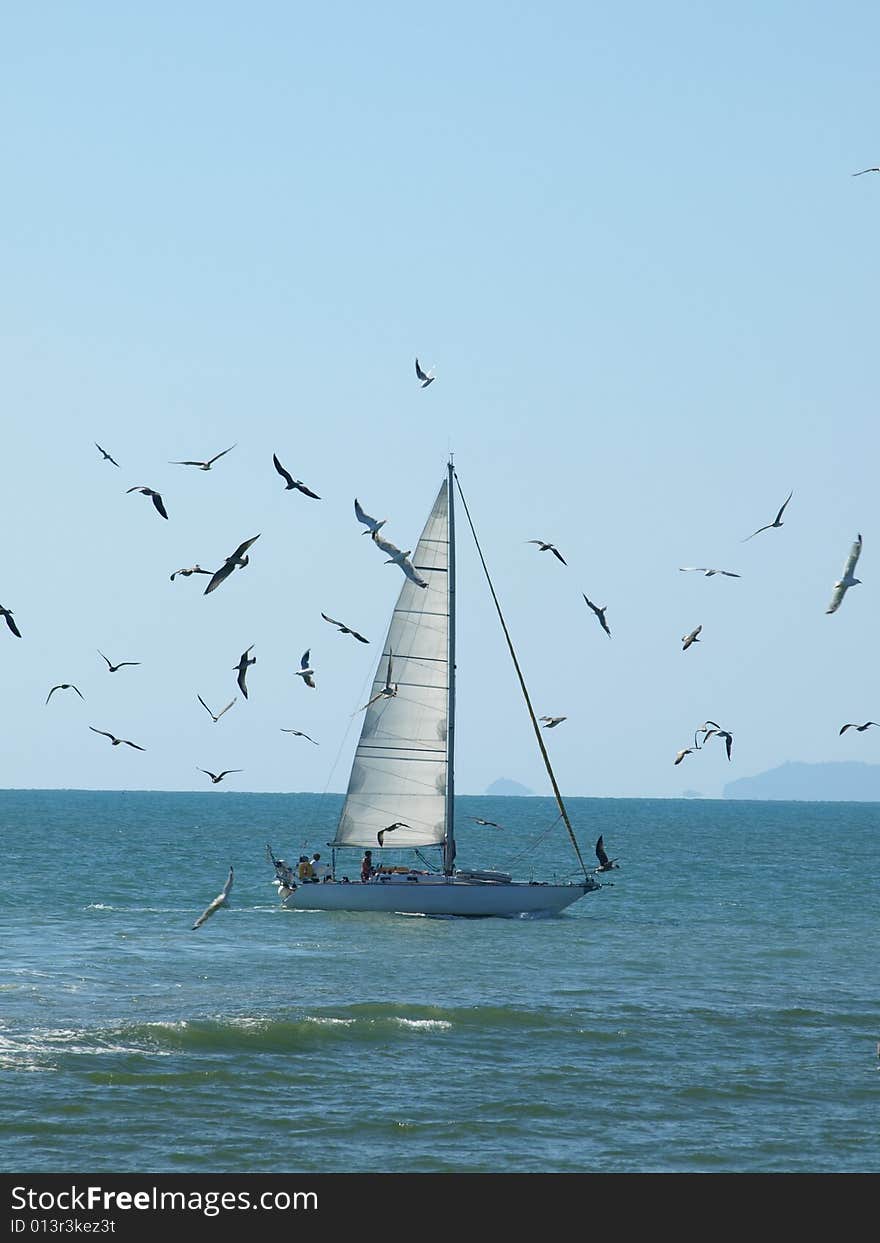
<box><xmin>453</xmin><ymin>470</ymin><xmax>589</xmax><ymax>878</ymax></box>
<box><xmin>319</xmin><ymin>659</ymin><xmax>377</xmax><ymax>803</ymax></box>
<box><xmin>503</xmin><ymin>813</ymin><xmax>564</xmax><ymax>870</ymax></box>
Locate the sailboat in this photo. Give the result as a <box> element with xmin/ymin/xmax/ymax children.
<box><xmin>270</xmin><ymin>460</ymin><xmax>603</xmax><ymax>917</ymax></box>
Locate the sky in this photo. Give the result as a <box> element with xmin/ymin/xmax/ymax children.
<box><xmin>1</xmin><ymin>1</ymin><xmax>879</xmax><ymax>798</ymax></box>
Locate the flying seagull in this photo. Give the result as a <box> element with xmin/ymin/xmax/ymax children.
<box><xmin>204</xmin><ymin>535</ymin><xmax>261</xmax><ymax>596</ymax></box>
<box><xmin>528</xmin><ymin>540</ymin><xmax>567</xmax><ymax>565</ymax></box>
<box><xmin>98</xmin><ymin>650</ymin><xmax>140</xmax><ymax>673</ymax></box>
<box><xmin>354</xmin><ymin>498</ymin><xmax>386</xmax><ymax>536</ymax></box>
<box><xmin>126</xmin><ymin>486</ymin><xmax>168</xmax><ymax>520</ymax></box>
<box><xmin>197</xmin><ymin>694</ymin><xmax>236</xmax><ymax>723</ymax></box>
<box><xmin>701</xmin><ymin>720</ymin><xmax>733</xmax><ymax>760</ymax></box>
<box><xmin>191</xmin><ymin>866</ymin><xmax>234</xmax><ymax>930</ymax></box>
<box><xmin>294</xmin><ymin>649</ymin><xmax>316</xmax><ymax>689</ymax></box>
<box><xmin>377</xmin><ymin>822</ymin><xmax>409</xmax><ymax>847</ymax></box>
<box><xmin>839</xmin><ymin>721</ymin><xmax>879</xmax><ymax>735</ymax></box>
<box><xmin>360</xmin><ymin>651</ymin><xmax>398</xmax><ymax>711</ymax></box>
<box><xmin>540</xmin><ymin>715</ymin><xmax>567</xmax><ymax>728</ymax></box>
<box><xmin>321</xmin><ymin>612</ymin><xmax>369</xmax><ymax>644</ymax></box>
<box><xmin>46</xmin><ymin>684</ymin><xmax>84</xmax><ymax>704</ymax></box>
<box><xmin>595</xmin><ymin>835</ymin><xmax>619</xmax><ymax>872</ymax></box>
<box><xmin>826</xmin><ymin>533</ymin><xmax>863</xmax><ymax>615</ymax></box>
<box><xmin>171</xmin><ymin>565</ymin><xmax>213</xmax><ymax>581</ymax></box>
<box><xmin>280</xmin><ymin>728</ymin><xmax>319</xmax><ymax>745</ymax></box>
<box><xmin>234</xmin><ymin>646</ymin><xmax>256</xmax><ymax>698</ymax></box>
<box><xmin>372</xmin><ymin>533</ymin><xmax>428</xmax><ymax>588</ymax></box>
<box><xmin>89</xmin><ymin>726</ymin><xmax>145</xmax><ymax>750</ymax></box>
<box><xmin>272</xmin><ymin>454</ymin><xmax>320</xmax><ymax>498</ymax></box>
<box><xmin>742</xmin><ymin>490</ymin><xmax>793</xmax><ymax>542</ymax></box>
<box><xmin>198</xmin><ymin>768</ymin><xmax>243</xmax><ymax>785</ymax></box>
<box><xmin>0</xmin><ymin>606</ymin><xmax>22</xmax><ymax>638</ymax></box>
<box><xmin>473</xmin><ymin>818</ymin><xmax>503</xmax><ymax>828</ymax></box>
<box><xmin>853</xmin><ymin>167</ymin><xmax>880</xmax><ymax>176</ymax></box>
<box><xmin>674</xmin><ymin>748</ymin><xmax>694</xmax><ymax>765</ymax></box>
<box><xmin>95</xmin><ymin>442</ymin><xmax>120</xmax><ymax>467</ymax></box>
<box><xmin>682</xmin><ymin>625</ymin><xmax>702</xmax><ymax>651</ymax></box>
<box><xmin>694</xmin><ymin>721</ymin><xmax>719</xmax><ymax>749</ymax></box>
<box><xmin>169</xmin><ymin>443</ymin><xmax>236</xmax><ymax>470</ymax></box>
<box><xmin>415</xmin><ymin>358</ymin><xmax>435</xmax><ymax>388</ymax></box>
<box><xmin>582</xmin><ymin>594</ymin><xmax>611</xmax><ymax>637</ymax></box>
<box><xmin>679</xmin><ymin>567</ymin><xmax>741</xmax><ymax>578</ymax></box>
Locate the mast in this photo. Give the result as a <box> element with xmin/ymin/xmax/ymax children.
<box><xmin>443</xmin><ymin>457</ymin><xmax>457</xmax><ymax>874</ymax></box>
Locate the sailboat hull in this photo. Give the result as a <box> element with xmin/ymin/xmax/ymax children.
<box><xmin>278</xmin><ymin>876</ymin><xmax>599</xmax><ymax>918</ymax></box>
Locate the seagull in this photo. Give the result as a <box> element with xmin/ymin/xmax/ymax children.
<box><xmin>528</xmin><ymin>540</ymin><xmax>567</xmax><ymax>565</ymax></box>
<box><xmin>354</xmin><ymin>498</ymin><xmax>386</xmax><ymax>536</ymax></box>
<box><xmin>272</xmin><ymin>454</ymin><xmax>320</xmax><ymax>498</ymax></box>
<box><xmin>415</xmin><ymin>358</ymin><xmax>435</xmax><ymax>388</ymax></box>
<box><xmin>203</xmin><ymin>535</ymin><xmax>261</xmax><ymax>595</ymax></box>
<box><xmin>198</xmin><ymin>768</ymin><xmax>243</xmax><ymax>784</ymax></box>
<box><xmin>701</xmin><ymin>720</ymin><xmax>733</xmax><ymax>760</ymax></box>
<box><xmin>694</xmin><ymin>722</ymin><xmax>719</xmax><ymax>749</ymax></box>
<box><xmin>682</xmin><ymin>625</ymin><xmax>702</xmax><ymax>651</ymax></box>
<box><xmin>46</xmin><ymin>684</ymin><xmax>84</xmax><ymax>704</ymax></box>
<box><xmin>95</xmin><ymin>442</ymin><xmax>120</xmax><ymax>467</ymax></box>
<box><xmin>372</xmin><ymin>533</ymin><xmax>428</xmax><ymax>588</ymax></box>
<box><xmin>294</xmin><ymin>649</ymin><xmax>316</xmax><ymax>689</ymax></box>
<box><xmin>473</xmin><ymin>818</ymin><xmax>503</xmax><ymax>828</ymax></box>
<box><xmin>169</xmin><ymin>443</ymin><xmax>236</xmax><ymax>470</ymax></box>
<box><xmin>197</xmin><ymin>694</ymin><xmax>236</xmax><ymax>723</ymax></box>
<box><xmin>360</xmin><ymin>651</ymin><xmax>397</xmax><ymax>711</ymax></box>
<box><xmin>126</xmin><ymin>486</ymin><xmax>168</xmax><ymax>519</ymax></box>
<box><xmin>742</xmin><ymin>490</ymin><xmax>793</xmax><ymax>541</ymax></box>
<box><xmin>582</xmin><ymin>594</ymin><xmax>611</xmax><ymax>637</ymax></box>
<box><xmin>171</xmin><ymin>565</ymin><xmax>213</xmax><ymax>581</ymax></box>
<box><xmin>89</xmin><ymin>726</ymin><xmax>145</xmax><ymax>750</ymax></box>
<box><xmin>377</xmin><ymin>822</ymin><xmax>409</xmax><ymax>847</ymax></box>
<box><xmin>539</xmin><ymin>715</ymin><xmax>567</xmax><ymax>728</ymax></box>
<box><xmin>853</xmin><ymin>167</ymin><xmax>880</xmax><ymax>176</ymax></box>
<box><xmin>839</xmin><ymin>721</ymin><xmax>879</xmax><ymax>735</ymax></box>
<box><xmin>191</xmin><ymin>866</ymin><xmax>234</xmax><ymax>930</ymax></box>
<box><xmin>826</xmin><ymin>534</ymin><xmax>863</xmax><ymax>615</ymax></box>
<box><xmin>234</xmin><ymin>646</ymin><xmax>256</xmax><ymax>698</ymax></box>
<box><xmin>321</xmin><ymin>612</ymin><xmax>369</xmax><ymax>644</ymax></box>
<box><xmin>679</xmin><ymin>567</ymin><xmax>741</xmax><ymax>578</ymax></box>
<box><xmin>280</xmin><ymin>728</ymin><xmax>319</xmax><ymax>745</ymax></box>
<box><xmin>0</xmin><ymin>606</ymin><xmax>22</xmax><ymax>638</ymax></box>
<box><xmin>674</xmin><ymin>748</ymin><xmax>694</xmax><ymax>765</ymax></box>
<box><xmin>98</xmin><ymin>650</ymin><xmax>140</xmax><ymax>673</ymax></box>
<box><xmin>595</xmin><ymin>835</ymin><xmax>619</xmax><ymax>872</ymax></box>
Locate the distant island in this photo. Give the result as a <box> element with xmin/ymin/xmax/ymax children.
<box><xmin>724</xmin><ymin>761</ymin><xmax>880</xmax><ymax>801</ymax></box>
<box><xmin>485</xmin><ymin>778</ymin><xmax>535</xmax><ymax>796</ymax></box>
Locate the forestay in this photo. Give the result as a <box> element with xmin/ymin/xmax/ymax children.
<box><xmin>332</xmin><ymin>481</ymin><xmax>450</xmax><ymax>850</ymax></box>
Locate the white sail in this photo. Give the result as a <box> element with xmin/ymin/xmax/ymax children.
<box><xmin>333</xmin><ymin>481</ymin><xmax>450</xmax><ymax>850</ymax></box>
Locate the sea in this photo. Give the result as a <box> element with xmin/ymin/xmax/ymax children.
<box><xmin>1</xmin><ymin>789</ymin><xmax>877</xmax><ymax>1176</ymax></box>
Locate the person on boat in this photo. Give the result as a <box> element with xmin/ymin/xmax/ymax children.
<box><xmin>297</xmin><ymin>855</ymin><xmax>316</xmax><ymax>882</ymax></box>
<box><xmin>310</xmin><ymin>852</ymin><xmax>330</xmax><ymax>882</ymax></box>
<box><xmin>361</xmin><ymin>849</ymin><xmax>375</xmax><ymax>882</ymax></box>
<box><xmin>274</xmin><ymin>858</ymin><xmax>296</xmax><ymax>889</ymax></box>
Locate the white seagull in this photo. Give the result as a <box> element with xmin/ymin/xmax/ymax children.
<box><xmin>372</xmin><ymin>533</ymin><xmax>428</xmax><ymax>588</ymax></box>
<box><xmin>360</xmin><ymin>652</ymin><xmax>398</xmax><ymax>711</ymax></box>
<box><xmin>191</xmin><ymin>866</ymin><xmax>234</xmax><ymax>930</ymax></box>
<box><xmin>826</xmin><ymin>534</ymin><xmax>863</xmax><ymax>615</ymax></box>
<box><xmin>682</xmin><ymin>625</ymin><xmax>702</xmax><ymax>651</ymax></box>
<box><xmin>528</xmin><ymin>540</ymin><xmax>567</xmax><ymax>565</ymax></box>
<box><xmin>294</xmin><ymin>650</ymin><xmax>316</xmax><ymax>689</ymax></box>
<box><xmin>539</xmin><ymin>715</ymin><xmax>567</xmax><ymax>728</ymax></box>
<box><xmin>674</xmin><ymin>747</ymin><xmax>694</xmax><ymax>765</ymax></box>
<box><xmin>354</xmin><ymin>498</ymin><xmax>387</xmax><ymax>536</ymax></box>
<box><xmin>679</xmin><ymin>567</ymin><xmax>741</xmax><ymax>578</ymax></box>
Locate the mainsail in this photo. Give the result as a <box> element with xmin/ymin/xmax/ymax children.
<box><xmin>333</xmin><ymin>481</ymin><xmax>450</xmax><ymax>850</ymax></box>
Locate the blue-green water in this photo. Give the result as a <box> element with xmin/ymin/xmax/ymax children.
<box><xmin>2</xmin><ymin>790</ymin><xmax>877</xmax><ymax>1173</ymax></box>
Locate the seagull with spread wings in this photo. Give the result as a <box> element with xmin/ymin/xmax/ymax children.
<box><xmin>826</xmin><ymin>533</ymin><xmax>863</xmax><ymax>615</ymax></box>
<box><xmin>415</xmin><ymin>358</ymin><xmax>435</xmax><ymax>388</ymax></box>
<box><xmin>272</xmin><ymin>454</ymin><xmax>320</xmax><ymax>498</ymax></box>
<box><xmin>582</xmin><ymin>594</ymin><xmax>611</xmax><ymax>637</ymax></box>
<box><xmin>126</xmin><ymin>486</ymin><xmax>168</xmax><ymax>519</ymax></box>
<box><xmin>171</xmin><ymin>565</ymin><xmax>213</xmax><ymax>582</ymax></box>
<box><xmin>853</xmin><ymin>167</ymin><xmax>880</xmax><ymax>176</ymax></box>
<box><xmin>204</xmin><ymin>535</ymin><xmax>260</xmax><ymax>595</ymax></box>
<box><xmin>682</xmin><ymin>625</ymin><xmax>702</xmax><ymax>651</ymax></box>
<box><xmin>95</xmin><ymin>442</ymin><xmax>120</xmax><ymax>467</ymax></box>
<box><xmin>294</xmin><ymin>650</ymin><xmax>316</xmax><ymax>689</ymax></box>
<box><xmin>197</xmin><ymin>694</ymin><xmax>236</xmax><ymax>723</ymax></box>
<box><xmin>372</xmin><ymin>533</ymin><xmax>428</xmax><ymax>588</ymax></box>
<box><xmin>528</xmin><ymin>540</ymin><xmax>567</xmax><ymax>565</ymax></box>
<box><xmin>89</xmin><ymin>726</ymin><xmax>145</xmax><ymax>750</ymax></box>
<box><xmin>674</xmin><ymin>748</ymin><xmax>694</xmax><ymax>765</ymax></box>
<box><xmin>281</xmin><ymin>728</ymin><xmax>319</xmax><ymax>745</ymax></box>
<box><xmin>679</xmin><ymin>567</ymin><xmax>741</xmax><ymax>578</ymax></box>
<box><xmin>540</xmin><ymin>715</ymin><xmax>567</xmax><ymax>728</ymax></box>
<box><xmin>191</xmin><ymin>866</ymin><xmax>234</xmax><ymax>930</ymax></box>
<box><xmin>0</xmin><ymin>606</ymin><xmax>22</xmax><ymax>638</ymax></box>
<box><xmin>46</xmin><ymin>684</ymin><xmax>84</xmax><ymax>704</ymax></box>
<box><xmin>170</xmin><ymin>444</ymin><xmax>236</xmax><ymax>470</ymax></box>
<box><xmin>595</xmin><ymin>835</ymin><xmax>619</xmax><ymax>872</ymax></box>
<box><xmin>198</xmin><ymin>768</ymin><xmax>243</xmax><ymax>784</ymax></box>
<box><xmin>321</xmin><ymin>612</ymin><xmax>369</xmax><ymax>644</ymax></box>
<box><xmin>839</xmin><ymin>721</ymin><xmax>879</xmax><ymax>735</ymax></box>
<box><xmin>98</xmin><ymin>650</ymin><xmax>140</xmax><ymax>673</ymax></box>
<box><xmin>473</xmin><ymin>818</ymin><xmax>503</xmax><ymax>828</ymax></box>
<box><xmin>377</xmin><ymin>822</ymin><xmax>409</xmax><ymax>847</ymax></box>
<box><xmin>354</xmin><ymin>498</ymin><xmax>386</xmax><ymax>536</ymax></box>
<box><xmin>234</xmin><ymin>645</ymin><xmax>256</xmax><ymax>698</ymax></box>
<box><xmin>742</xmin><ymin>491</ymin><xmax>793</xmax><ymax>541</ymax></box>
<box><xmin>359</xmin><ymin>652</ymin><xmax>397</xmax><ymax>711</ymax></box>
<box><xmin>701</xmin><ymin>720</ymin><xmax>733</xmax><ymax>760</ymax></box>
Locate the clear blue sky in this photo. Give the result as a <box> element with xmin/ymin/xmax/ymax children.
<box><xmin>1</xmin><ymin>1</ymin><xmax>878</xmax><ymax>797</ymax></box>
